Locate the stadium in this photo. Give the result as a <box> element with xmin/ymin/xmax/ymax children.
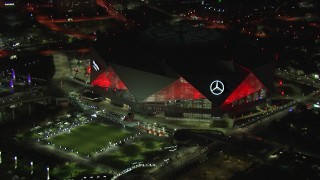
<box><xmin>89</xmin><ymin>25</ymin><xmax>275</xmax><ymax>119</ymax></box>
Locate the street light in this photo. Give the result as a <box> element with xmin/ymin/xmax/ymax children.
<box><xmin>47</xmin><ymin>167</ymin><xmax>50</xmax><ymax>180</ymax></box>
<box><xmin>30</xmin><ymin>161</ymin><xmax>33</xmax><ymax>174</ymax></box>
<box><xmin>14</xmin><ymin>156</ymin><xmax>17</xmax><ymax>169</ymax></box>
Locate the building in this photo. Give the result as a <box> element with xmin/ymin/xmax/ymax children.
<box><xmin>90</xmin><ymin>25</ymin><xmax>275</xmax><ymax>118</ymax></box>
<box><xmin>53</xmin><ymin>0</ymin><xmax>96</xmax><ymax>14</ymax></box>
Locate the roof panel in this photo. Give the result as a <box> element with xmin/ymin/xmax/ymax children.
<box><xmin>110</xmin><ymin>63</ymin><xmax>177</xmax><ymax>101</ymax></box>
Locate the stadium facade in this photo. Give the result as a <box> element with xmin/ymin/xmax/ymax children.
<box><xmin>89</xmin><ymin>25</ymin><xmax>275</xmax><ymax>118</ymax></box>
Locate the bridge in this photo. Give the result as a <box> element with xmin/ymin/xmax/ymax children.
<box><xmin>0</xmin><ymin>92</ymin><xmax>52</xmax><ymax>121</ymax></box>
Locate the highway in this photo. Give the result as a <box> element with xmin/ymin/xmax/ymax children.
<box><xmin>275</xmin><ymin>70</ymin><xmax>320</xmax><ymax>89</ymax></box>
<box><xmin>0</xmin><ymin>91</ymin><xmax>50</xmax><ymax>108</ymax></box>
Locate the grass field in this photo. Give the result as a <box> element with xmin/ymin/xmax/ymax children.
<box><xmin>49</xmin><ymin>122</ymin><xmax>135</xmax><ymax>155</ymax></box>
<box><xmin>93</xmin><ymin>136</ymin><xmax>172</xmax><ymax>170</ymax></box>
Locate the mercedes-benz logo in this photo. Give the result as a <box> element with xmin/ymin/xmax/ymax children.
<box><xmin>210</xmin><ymin>80</ymin><xmax>224</xmax><ymax>95</ymax></box>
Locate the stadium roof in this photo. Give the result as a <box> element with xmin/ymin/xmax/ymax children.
<box><xmin>92</xmin><ymin>25</ymin><xmax>274</xmax><ymax>105</ymax></box>
<box><xmin>94</xmin><ymin>24</ymin><xmax>273</xmax><ymax>69</ymax></box>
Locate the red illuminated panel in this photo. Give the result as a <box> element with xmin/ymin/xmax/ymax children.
<box><xmin>222</xmin><ymin>73</ymin><xmax>266</xmax><ymax>106</ymax></box>
<box><xmin>91</xmin><ymin>71</ymin><xmax>110</xmax><ymax>88</ymax></box>
<box><xmin>86</xmin><ymin>66</ymin><xmax>91</xmax><ymax>74</ymax></box>
<box><xmin>105</xmin><ymin>66</ymin><xmax>127</xmax><ymax>89</ymax></box>
<box><xmin>145</xmin><ymin>77</ymin><xmax>205</xmax><ymax>102</ymax></box>
<box><xmin>91</xmin><ymin>67</ymin><xmax>127</xmax><ymax>89</ymax></box>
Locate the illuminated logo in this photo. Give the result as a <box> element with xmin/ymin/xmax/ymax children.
<box><xmin>210</xmin><ymin>80</ymin><xmax>224</xmax><ymax>95</ymax></box>
<box><xmin>92</xmin><ymin>60</ymin><xmax>100</xmax><ymax>71</ymax></box>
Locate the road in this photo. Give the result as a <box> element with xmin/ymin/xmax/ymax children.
<box><xmin>276</xmin><ymin>70</ymin><xmax>320</xmax><ymax>89</ymax></box>
<box><xmin>26</xmin><ymin>4</ymin><xmax>97</xmax><ymax>40</ymax></box>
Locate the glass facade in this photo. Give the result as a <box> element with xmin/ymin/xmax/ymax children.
<box><xmin>144</xmin><ymin>77</ymin><xmax>206</xmax><ymax>102</ymax></box>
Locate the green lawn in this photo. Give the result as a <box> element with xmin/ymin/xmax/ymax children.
<box><xmin>49</xmin><ymin>122</ymin><xmax>134</xmax><ymax>155</ymax></box>
<box><xmin>94</xmin><ymin>136</ymin><xmax>172</xmax><ymax>170</ymax></box>
<box><xmin>51</xmin><ymin>162</ymin><xmax>107</xmax><ymax>180</ymax></box>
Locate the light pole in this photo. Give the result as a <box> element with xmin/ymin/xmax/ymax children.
<box><xmin>47</xmin><ymin>167</ymin><xmax>50</xmax><ymax>180</ymax></box>
<box><xmin>14</xmin><ymin>156</ymin><xmax>17</xmax><ymax>169</ymax></box>
<box><xmin>30</xmin><ymin>161</ymin><xmax>33</xmax><ymax>174</ymax></box>
<box><xmin>0</xmin><ymin>151</ymin><xmax>2</xmax><ymax>164</ymax></box>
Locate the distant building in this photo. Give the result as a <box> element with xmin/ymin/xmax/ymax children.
<box><xmin>0</xmin><ymin>1</ymin><xmax>16</xmax><ymax>8</ymax></box>
<box><xmin>53</xmin><ymin>0</ymin><xmax>96</xmax><ymax>14</ymax></box>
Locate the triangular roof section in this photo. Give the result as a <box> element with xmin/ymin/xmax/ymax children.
<box><xmin>90</xmin><ymin>48</ymin><xmax>108</xmax><ymax>83</ymax></box>
<box><xmin>105</xmin><ymin>66</ymin><xmax>127</xmax><ymax>89</ymax></box>
<box><xmin>144</xmin><ymin>77</ymin><xmax>206</xmax><ymax>102</ymax></box>
<box><xmin>91</xmin><ymin>66</ymin><xmax>127</xmax><ymax>89</ymax></box>
<box><xmin>221</xmin><ymin>72</ymin><xmax>266</xmax><ymax>107</ymax></box>
<box><xmin>110</xmin><ymin>63</ymin><xmax>177</xmax><ymax>101</ymax></box>
<box><xmin>167</xmin><ymin>60</ymin><xmax>249</xmax><ymax>106</ymax></box>
<box><xmin>91</xmin><ymin>71</ymin><xmax>110</xmax><ymax>88</ymax></box>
